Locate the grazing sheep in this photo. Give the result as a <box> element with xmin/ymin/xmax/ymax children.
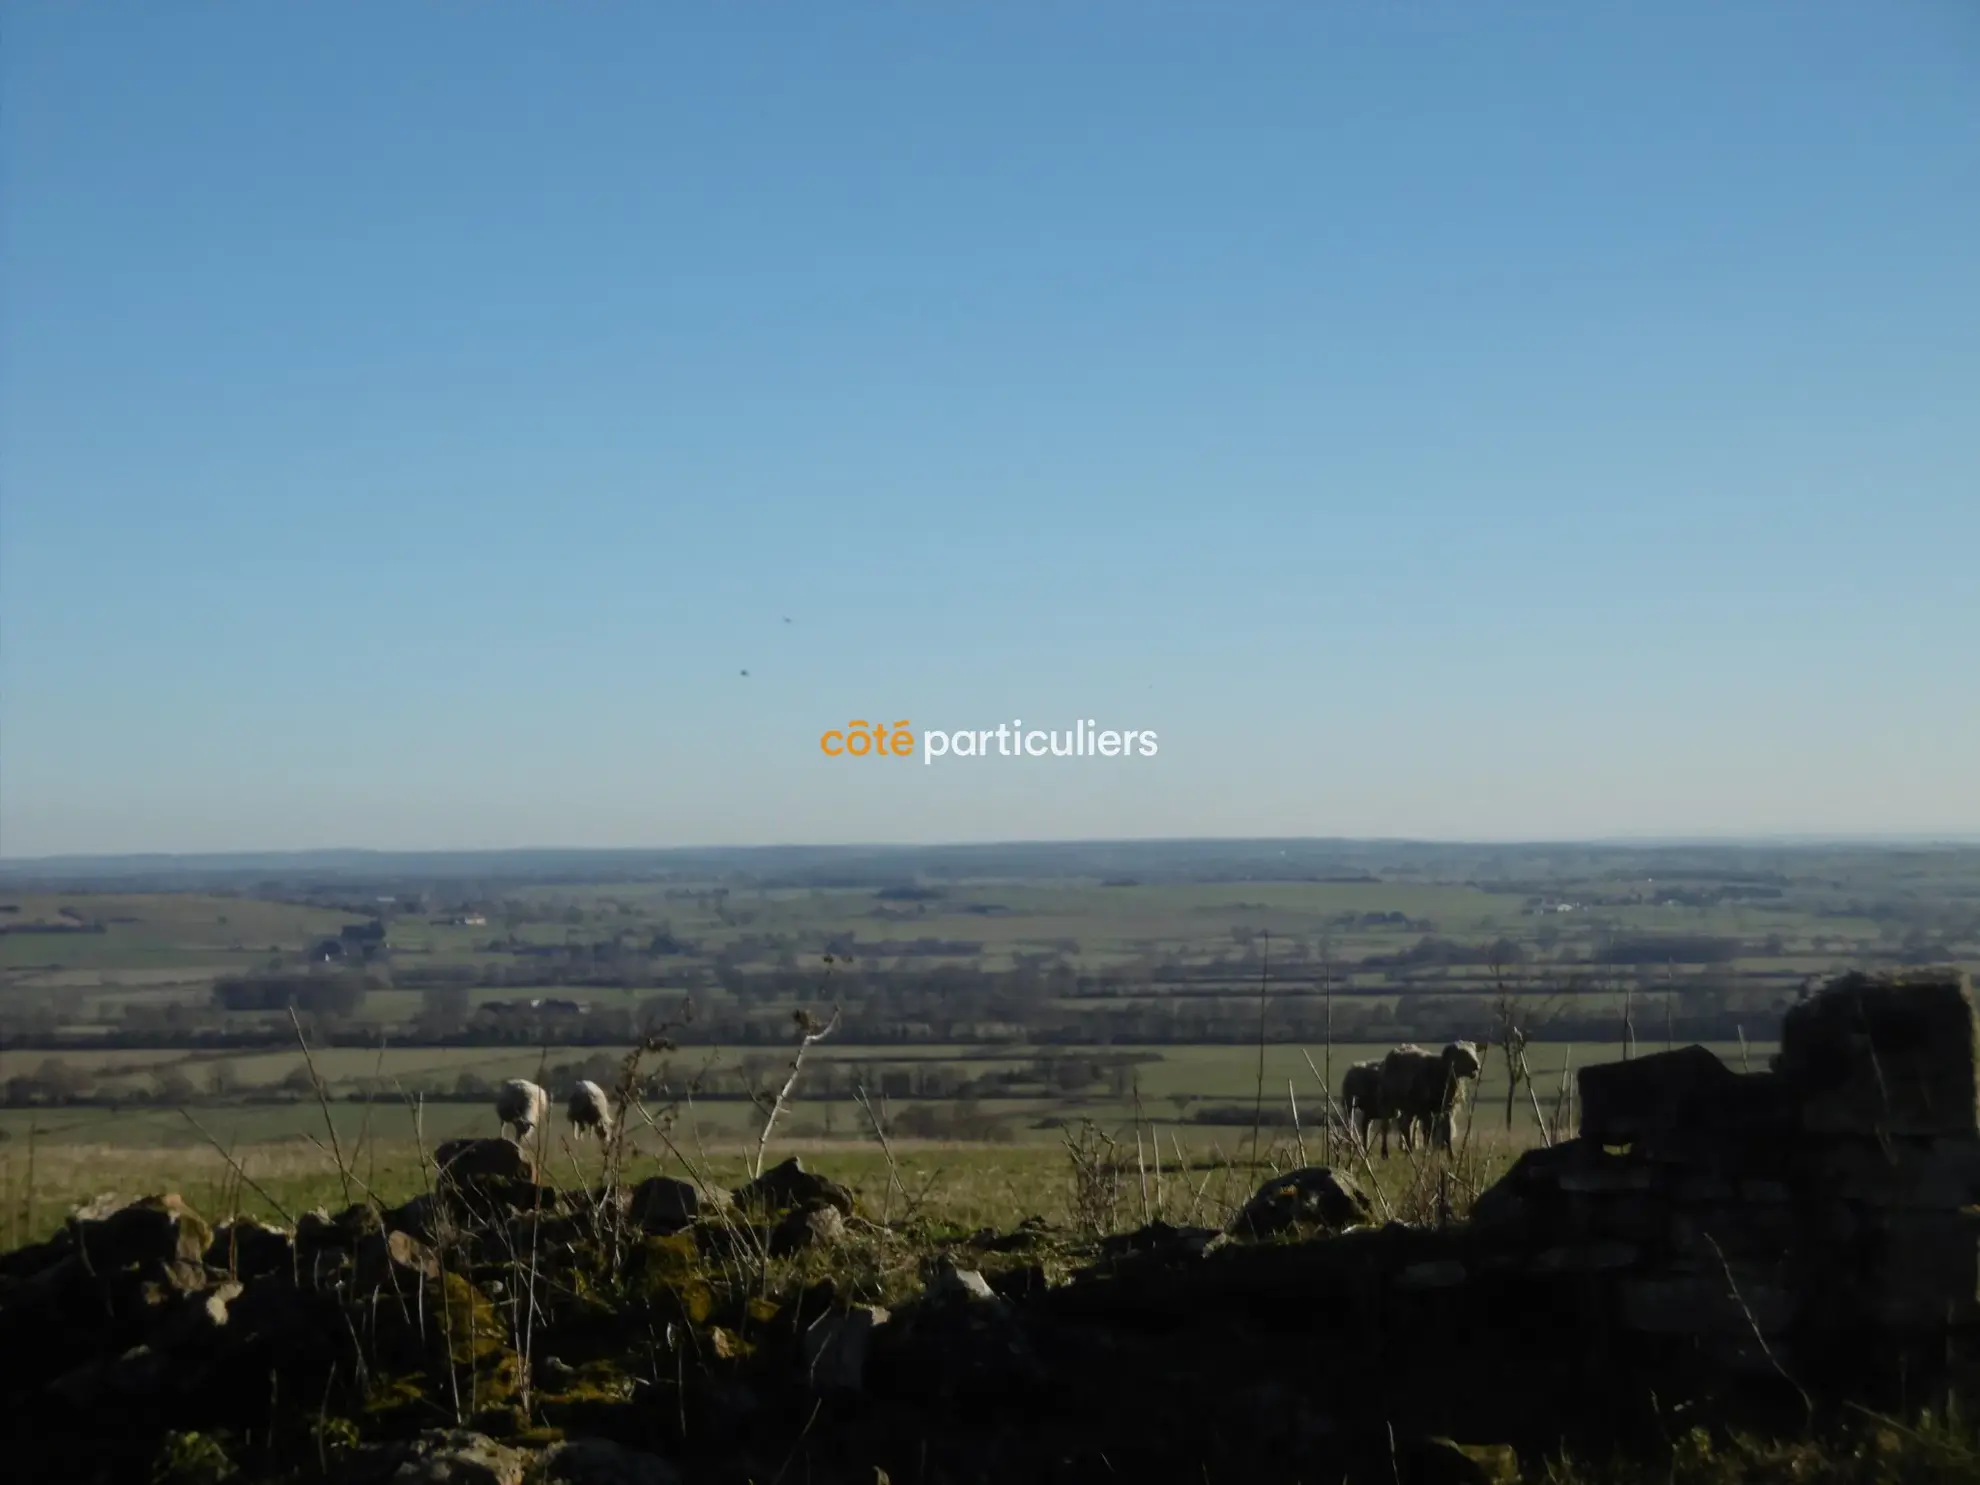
<box><xmin>1378</xmin><ymin>1042</ymin><xmax>1483</xmax><ymax>1154</ymax></box>
<box><xmin>567</xmin><ymin>1079</ymin><xmax>613</xmax><ymax>1141</ymax></box>
<box><xmin>495</xmin><ymin>1078</ymin><xmax>549</xmax><ymax>1143</ymax></box>
<box><xmin>1339</xmin><ymin>1060</ymin><xmax>1396</xmax><ymax>1152</ymax></box>
<box><xmin>1420</xmin><ymin>1039</ymin><xmax>1484</xmax><ymax>1151</ymax></box>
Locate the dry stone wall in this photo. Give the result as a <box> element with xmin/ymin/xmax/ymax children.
<box><xmin>1476</xmin><ymin>969</ymin><xmax>1980</xmax><ymax>1405</ymax></box>
<box><xmin>1031</xmin><ymin>971</ymin><xmax>1980</xmax><ymax>1462</ymax></box>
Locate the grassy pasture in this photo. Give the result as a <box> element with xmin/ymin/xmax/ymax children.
<box><xmin>0</xmin><ymin>1111</ymin><xmax>1546</xmax><ymax>1252</ymax></box>
<box><xmin>0</xmin><ymin>1037</ymin><xmax>1779</xmax><ymax>1099</ymax></box>
<box><xmin>0</xmin><ymin>892</ymin><xmax>356</xmax><ymax>976</ymax></box>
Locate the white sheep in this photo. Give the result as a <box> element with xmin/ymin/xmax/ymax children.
<box><xmin>567</xmin><ymin>1079</ymin><xmax>613</xmax><ymax>1141</ymax></box>
<box><xmin>495</xmin><ymin>1078</ymin><xmax>549</xmax><ymax>1143</ymax></box>
<box><xmin>1377</xmin><ymin>1041</ymin><xmax>1483</xmax><ymax>1155</ymax></box>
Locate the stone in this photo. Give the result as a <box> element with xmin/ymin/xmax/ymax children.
<box><xmin>1775</xmin><ymin>971</ymin><xmax>1980</xmax><ymax>1137</ymax></box>
<box><xmin>1803</xmin><ymin>1135</ymin><xmax>1980</xmax><ymax>1210</ymax></box>
<box><xmin>732</xmin><ymin>1157</ymin><xmax>854</xmax><ymax>1217</ymax></box>
<box><xmin>1619</xmin><ymin>1273</ymin><xmax>1796</xmax><ymax>1335</ymax></box>
<box><xmin>1861</xmin><ymin>1209</ymin><xmax>1980</xmax><ymax>1322</ymax></box>
<box><xmin>925</xmin><ymin>1263</ymin><xmax>1001</xmax><ymax>1307</ymax></box>
<box><xmin>387</xmin><ymin>1429</ymin><xmax>528</xmax><ymax>1485</ymax></box>
<box><xmin>295</xmin><ymin>1208</ymin><xmax>337</xmax><ymax>1248</ymax></box>
<box><xmin>298</xmin><ymin>1203</ymin><xmax>382</xmax><ymax>1253</ymax></box>
<box><xmin>1098</xmin><ymin>1222</ymin><xmax>1220</xmax><ymax>1260</ymax></box>
<box><xmin>205</xmin><ymin>1218</ymin><xmax>294</xmax><ymax>1281</ymax></box>
<box><xmin>770</xmin><ymin>1200</ymin><xmax>845</xmax><ymax>1257</ymax></box>
<box><xmin>1556</xmin><ymin>1163</ymin><xmax>1655</xmax><ymax>1194</ymax></box>
<box><xmin>526</xmin><ymin>1438</ymin><xmax>681</xmax><ymax>1485</ymax></box>
<box><xmin>152</xmin><ymin>1278</ymin><xmax>243</xmax><ymax>1354</ymax></box>
<box><xmin>1667</xmin><ymin>1206</ymin><xmax>1800</xmax><ymax>1267</ymax></box>
<box><xmin>1578</xmin><ymin>1046</ymin><xmax>1736</xmax><ymax>1144</ymax></box>
<box><xmin>1414</xmin><ymin>1438</ymin><xmax>1523</xmax><ymax>1485</ymax></box>
<box><xmin>1226</xmin><ymin>1167</ymin><xmax>1373</xmax><ymax>1240</ymax></box>
<box><xmin>627</xmin><ymin>1176</ymin><xmax>706</xmax><ymax>1234</ymax></box>
<box><xmin>435</xmin><ymin>1138</ymin><xmax>538</xmax><ymax>1185</ymax></box>
<box><xmin>872</xmin><ymin>1261</ymin><xmax>1043</xmax><ymax>1401</ymax></box>
<box><xmin>1574</xmin><ymin>1192</ymin><xmax>1669</xmax><ymax>1246</ymax></box>
<box><xmin>354</xmin><ymin>1230</ymin><xmax>441</xmax><ymax>1292</ymax></box>
<box><xmin>801</xmin><ymin>1304</ymin><xmax>890</xmax><ymax>1392</ymax></box>
<box><xmin>68</xmin><ymin>1194</ymin><xmax>211</xmax><ymax>1273</ymax></box>
<box><xmin>1530</xmin><ymin>1241</ymin><xmax>1640</xmax><ymax>1274</ymax></box>
<box><xmin>385</xmin><ymin>1193</ymin><xmax>450</xmax><ymax>1244</ymax></box>
<box><xmin>69</xmin><ymin>1192</ymin><xmax>134</xmax><ymax>1222</ymax></box>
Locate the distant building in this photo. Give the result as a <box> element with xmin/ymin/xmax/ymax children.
<box><xmin>475</xmin><ymin>997</ymin><xmax>590</xmax><ymax>1019</ymax></box>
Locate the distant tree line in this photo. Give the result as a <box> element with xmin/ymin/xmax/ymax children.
<box><xmin>210</xmin><ymin>971</ymin><xmax>371</xmax><ymax>1018</ymax></box>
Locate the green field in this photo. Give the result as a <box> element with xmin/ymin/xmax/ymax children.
<box><xmin>0</xmin><ymin>842</ymin><xmax>1968</xmax><ymax>1254</ymax></box>
<box><xmin>0</xmin><ymin>1036</ymin><xmax>1775</xmax><ymax>1109</ymax></box>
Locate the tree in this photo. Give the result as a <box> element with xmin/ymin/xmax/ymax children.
<box><xmin>418</xmin><ymin>984</ymin><xmax>473</xmax><ymax>1037</ymax></box>
<box><xmin>155</xmin><ymin>1069</ymin><xmax>197</xmax><ymax>1104</ymax></box>
<box><xmin>278</xmin><ymin>1064</ymin><xmax>317</xmax><ymax>1096</ymax></box>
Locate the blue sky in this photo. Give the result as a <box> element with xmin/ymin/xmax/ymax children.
<box><xmin>3</xmin><ymin>2</ymin><xmax>1976</xmax><ymax>855</ymax></box>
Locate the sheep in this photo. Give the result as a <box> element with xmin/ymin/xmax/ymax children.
<box><xmin>1378</xmin><ymin>1041</ymin><xmax>1483</xmax><ymax>1155</ymax></box>
<box><xmin>1417</xmin><ymin>1039</ymin><xmax>1484</xmax><ymax>1152</ymax></box>
<box><xmin>495</xmin><ymin>1078</ymin><xmax>549</xmax><ymax>1144</ymax></box>
<box><xmin>566</xmin><ymin>1079</ymin><xmax>613</xmax><ymax>1141</ymax></box>
<box><xmin>1339</xmin><ymin>1059</ymin><xmax>1396</xmax><ymax>1153</ymax></box>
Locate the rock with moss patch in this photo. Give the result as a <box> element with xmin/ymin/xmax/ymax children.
<box><xmin>626</xmin><ymin>1176</ymin><xmax>708</xmax><ymax>1234</ymax></box>
<box><xmin>732</xmin><ymin>1157</ymin><xmax>853</xmax><ymax>1218</ymax></box>
<box><xmin>354</xmin><ymin>1229</ymin><xmax>442</xmax><ymax>1292</ymax></box>
<box><xmin>1226</xmin><ymin>1167</ymin><xmax>1371</xmax><ymax>1240</ymax></box>
<box><xmin>436</xmin><ymin>1137</ymin><xmax>538</xmax><ymax>1185</ymax></box>
<box><xmin>770</xmin><ymin>1200</ymin><xmax>845</xmax><ymax>1256</ymax></box>
<box><xmin>374</xmin><ymin>1428</ymin><xmax>529</xmax><ymax>1485</ymax></box>
<box><xmin>152</xmin><ymin>1428</ymin><xmax>239</xmax><ymax>1484</ymax></box>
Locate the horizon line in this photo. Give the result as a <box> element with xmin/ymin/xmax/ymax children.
<box><xmin>5</xmin><ymin>829</ymin><xmax>1980</xmax><ymax>868</ymax></box>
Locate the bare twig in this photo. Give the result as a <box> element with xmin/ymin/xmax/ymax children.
<box><xmin>288</xmin><ymin>1007</ymin><xmax>353</xmax><ymax>1210</ymax></box>
<box><xmin>1704</xmin><ymin>1230</ymin><xmax>1813</xmax><ymax>1430</ymax></box>
<box><xmin>1248</xmin><ymin>929</ymin><xmax>1271</xmax><ymax>1178</ymax></box>
<box><xmin>751</xmin><ymin>1004</ymin><xmax>842</xmax><ymax>1181</ymax></box>
<box><xmin>852</xmin><ymin>1083</ymin><xmax>909</xmax><ymax>1225</ymax></box>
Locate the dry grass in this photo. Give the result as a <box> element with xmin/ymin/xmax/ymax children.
<box><xmin>0</xmin><ymin>1119</ymin><xmax>1539</xmax><ymax>1250</ymax></box>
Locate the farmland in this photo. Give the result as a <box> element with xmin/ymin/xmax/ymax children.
<box><xmin>0</xmin><ymin>839</ymin><xmax>1972</xmax><ymax>1179</ymax></box>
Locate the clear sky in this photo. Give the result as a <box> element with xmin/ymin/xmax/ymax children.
<box><xmin>3</xmin><ymin>2</ymin><xmax>1976</xmax><ymax>856</ymax></box>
